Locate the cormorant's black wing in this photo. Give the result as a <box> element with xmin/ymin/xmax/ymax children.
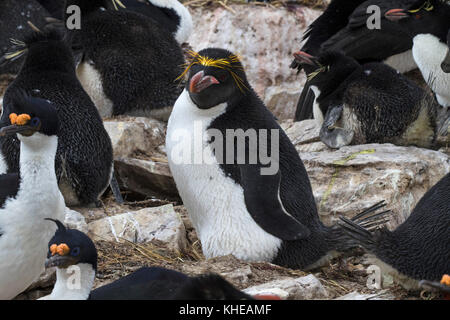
<box><xmin>0</xmin><ymin>173</ymin><xmax>20</xmax><ymax>209</ymax></box>
<box><xmin>239</xmin><ymin>164</ymin><xmax>310</xmax><ymax>241</ymax></box>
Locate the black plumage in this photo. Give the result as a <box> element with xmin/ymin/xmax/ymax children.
<box><xmin>320</xmin><ymin>0</ymin><xmax>420</xmax><ymax>63</ymax></box>
<box><xmin>340</xmin><ymin>172</ymin><xmax>450</xmax><ymax>283</ymax></box>
<box><xmin>0</xmin><ymin>173</ymin><xmax>20</xmax><ymax>209</ymax></box>
<box><xmin>295</xmin><ymin>50</ymin><xmax>438</xmax><ymax>149</ymax></box>
<box><xmin>36</xmin><ymin>0</ymin><xmax>65</xmax><ymax>20</ymax></box>
<box><xmin>90</xmin><ymin>267</ymin><xmax>253</xmax><ymax>300</ymax></box>
<box><xmin>0</xmin><ymin>0</ymin><xmax>50</xmax><ymax>75</ymax></box>
<box><xmin>109</xmin><ymin>0</ymin><xmax>180</xmax><ymax>36</ymax></box>
<box><xmin>0</xmin><ymin>30</ymin><xmax>113</xmax><ymax>206</ymax></box>
<box><xmin>66</xmin><ymin>0</ymin><xmax>184</xmax><ymax>118</ymax></box>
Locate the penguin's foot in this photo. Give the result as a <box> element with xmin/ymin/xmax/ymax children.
<box><xmin>109</xmin><ymin>173</ymin><xmax>124</xmax><ymax>205</ymax></box>
<box><xmin>320</xmin><ymin>105</ymin><xmax>354</xmax><ymax>149</ymax></box>
<box><xmin>94</xmin><ymin>199</ymin><xmax>104</xmax><ymax>208</ymax></box>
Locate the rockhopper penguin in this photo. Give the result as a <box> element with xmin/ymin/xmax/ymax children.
<box><xmin>0</xmin><ymin>30</ymin><xmax>114</xmax><ymax>207</ymax></box>
<box><xmin>65</xmin><ymin>0</ymin><xmax>185</xmax><ymax>119</ymax></box>
<box><xmin>339</xmin><ymin>172</ymin><xmax>450</xmax><ymax>290</ymax></box>
<box><xmin>166</xmin><ymin>48</ymin><xmax>390</xmax><ymax>270</ymax></box>
<box><xmin>293</xmin><ymin>50</ymin><xmax>438</xmax><ymax>149</ymax></box>
<box><xmin>40</xmin><ymin>220</ymin><xmax>255</xmax><ymax>300</ymax></box>
<box><xmin>0</xmin><ymin>90</ymin><xmax>65</xmax><ymax>300</ymax></box>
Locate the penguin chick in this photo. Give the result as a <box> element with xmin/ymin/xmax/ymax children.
<box><xmin>442</xmin><ymin>29</ymin><xmax>450</xmax><ymax>73</ymax></box>
<box><xmin>40</xmin><ymin>220</ymin><xmax>254</xmax><ymax>300</ymax></box>
<box><xmin>0</xmin><ymin>0</ymin><xmax>50</xmax><ymax>76</ymax></box>
<box><xmin>0</xmin><ymin>90</ymin><xmax>65</xmax><ymax>300</ymax></box>
<box><xmin>0</xmin><ymin>30</ymin><xmax>113</xmax><ymax>207</ymax></box>
<box><xmin>109</xmin><ymin>0</ymin><xmax>193</xmax><ymax>44</ymax></box>
<box><xmin>339</xmin><ymin>173</ymin><xmax>450</xmax><ymax>290</ymax></box>
<box><xmin>166</xmin><ymin>48</ymin><xmax>390</xmax><ymax>270</ymax></box>
<box><xmin>65</xmin><ymin>0</ymin><xmax>185</xmax><ymax>120</ymax></box>
<box><xmin>293</xmin><ymin>50</ymin><xmax>438</xmax><ymax>149</ymax></box>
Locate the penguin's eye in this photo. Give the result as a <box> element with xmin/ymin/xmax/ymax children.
<box><xmin>71</xmin><ymin>247</ymin><xmax>81</xmax><ymax>256</ymax></box>
<box><xmin>30</xmin><ymin>117</ymin><xmax>41</xmax><ymax>127</ymax></box>
<box><xmin>216</xmin><ymin>72</ymin><xmax>229</xmax><ymax>82</ymax></box>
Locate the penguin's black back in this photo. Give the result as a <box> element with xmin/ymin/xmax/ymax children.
<box><xmin>0</xmin><ymin>31</ymin><xmax>113</xmax><ymax>206</ymax></box>
<box><xmin>117</xmin><ymin>0</ymin><xmax>180</xmax><ymax>35</ymax></box>
<box><xmin>71</xmin><ymin>9</ymin><xmax>184</xmax><ymax>115</ymax></box>
<box><xmin>0</xmin><ymin>0</ymin><xmax>50</xmax><ymax>75</ymax></box>
<box><xmin>208</xmin><ymin>88</ymin><xmax>334</xmax><ymax>269</ymax></box>
<box><xmin>36</xmin><ymin>0</ymin><xmax>65</xmax><ymax>20</ymax></box>
<box><xmin>374</xmin><ymin>173</ymin><xmax>450</xmax><ymax>281</ymax></box>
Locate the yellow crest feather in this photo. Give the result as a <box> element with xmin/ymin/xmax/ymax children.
<box><xmin>177</xmin><ymin>51</ymin><xmax>248</xmax><ymax>92</ymax></box>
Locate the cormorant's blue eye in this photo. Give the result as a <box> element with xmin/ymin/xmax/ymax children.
<box><xmin>71</xmin><ymin>247</ymin><xmax>80</xmax><ymax>256</ymax></box>
<box><xmin>30</xmin><ymin>117</ymin><xmax>40</xmax><ymax>127</ymax></box>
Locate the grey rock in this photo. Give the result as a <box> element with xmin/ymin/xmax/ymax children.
<box><xmin>87</xmin><ymin>204</ymin><xmax>187</xmax><ymax>251</ymax></box>
<box><xmin>243</xmin><ymin>274</ymin><xmax>329</xmax><ymax>300</ymax></box>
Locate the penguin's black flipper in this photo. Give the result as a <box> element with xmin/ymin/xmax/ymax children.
<box><xmin>239</xmin><ymin>164</ymin><xmax>310</xmax><ymax>241</ymax></box>
<box><xmin>0</xmin><ymin>173</ymin><xmax>20</xmax><ymax>209</ymax></box>
<box><xmin>294</xmin><ymin>84</ymin><xmax>315</xmax><ymax>121</ymax></box>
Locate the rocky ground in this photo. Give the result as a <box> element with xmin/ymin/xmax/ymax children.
<box><xmin>6</xmin><ymin>1</ymin><xmax>449</xmax><ymax>300</ymax></box>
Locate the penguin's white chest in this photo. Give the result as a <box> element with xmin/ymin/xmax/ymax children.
<box><xmin>76</xmin><ymin>62</ymin><xmax>114</xmax><ymax>118</ymax></box>
<box><xmin>166</xmin><ymin>90</ymin><xmax>281</xmax><ymax>262</ymax></box>
<box><xmin>412</xmin><ymin>34</ymin><xmax>450</xmax><ymax>107</ymax></box>
<box><xmin>0</xmin><ymin>191</ymin><xmax>65</xmax><ymax>299</ymax></box>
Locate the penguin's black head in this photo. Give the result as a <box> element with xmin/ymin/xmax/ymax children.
<box><xmin>442</xmin><ymin>29</ymin><xmax>450</xmax><ymax>73</ymax></box>
<box><xmin>44</xmin><ymin>219</ymin><xmax>98</xmax><ymax>270</ymax></box>
<box><xmin>173</xmin><ymin>274</ymin><xmax>254</xmax><ymax>300</ymax></box>
<box><xmin>293</xmin><ymin>50</ymin><xmax>359</xmax><ymax>89</ymax></box>
<box><xmin>0</xmin><ymin>89</ymin><xmax>59</xmax><ymax>138</ymax></box>
<box><xmin>0</xmin><ymin>29</ymin><xmax>74</xmax><ymax>74</ymax></box>
<box><xmin>180</xmin><ymin>48</ymin><xmax>249</xmax><ymax>109</ymax></box>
